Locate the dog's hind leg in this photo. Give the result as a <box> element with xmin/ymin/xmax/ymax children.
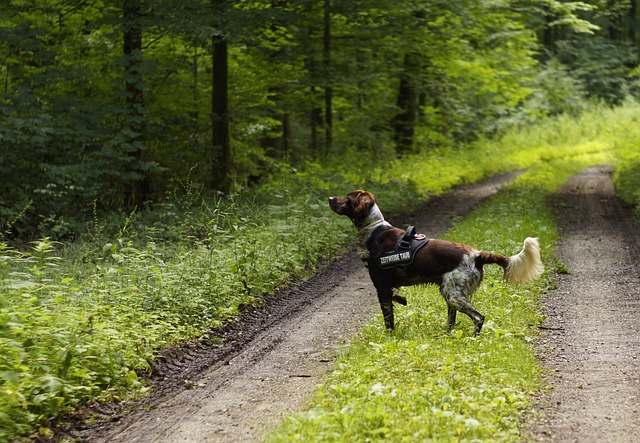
<box><xmin>456</xmin><ymin>301</ymin><xmax>484</xmax><ymax>336</ymax></box>
<box><xmin>441</xmin><ymin>256</ymin><xmax>485</xmax><ymax>335</ymax></box>
<box><xmin>443</xmin><ymin>290</ymin><xmax>484</xmax><ymax>336</ymax></box>
<box><xmin>441</xmin><ymin>289</ymin><xmax>484</xmax><ymax>335</ymax></box>
<box><xmin>447</xmin><ymin>304</ymin><xmax>458</xmax><ymax>329</ymax></box>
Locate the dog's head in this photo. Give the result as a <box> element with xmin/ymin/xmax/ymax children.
<box><xmin>328</xmin><ymin>190</ymin><xmax>378</xmax><ymax>228</ymax></box>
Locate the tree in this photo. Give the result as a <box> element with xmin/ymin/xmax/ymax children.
<box><xmin>391</xmin><ymin>9</ymin><xmax>425</xmax><ymax>155</ymax></box>
<box><xmin>1</xmin><ymin>0</ymin><xmax>622</xmax><ymax>240</ymax></box>
<box><xmin>211</xmin><ymin>34</ymin><xmax>231</xmax><ymax>191</ymax></box>
<box><xmin>123</xmin><ymin>0</ymin><xmax>150</xmax><ymax>207</ymax></box>
<box><xmin>323</xmin><ymin>0</ymin><xmax>333</xmax><ymax>155</ymax></box>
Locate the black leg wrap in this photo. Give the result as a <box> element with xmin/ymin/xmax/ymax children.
<box><xmin>381</xmin><ymin>303</ymin><xmax>394</xmax><ymax>330</ymax></box>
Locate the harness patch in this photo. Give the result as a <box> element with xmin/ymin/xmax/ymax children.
<box><xmin>367</xmin><ymin>226</ymin><xmax>429</xmax><ymax>271</ymax></box>
<box><xmin>380</xmin><ymin>251</ymin><xmax>411</xmax><ymax>266</ymax></box>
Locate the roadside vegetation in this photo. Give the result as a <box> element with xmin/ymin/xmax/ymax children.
<box><xmin>611</xmin><ymin>107</ymin><xmax>640</xmax><ymax>218</ymax></box>
<box><xmin>1</xmin><ymin>101</ymin><xmax>639</xmax><ymax>441</ymax></box>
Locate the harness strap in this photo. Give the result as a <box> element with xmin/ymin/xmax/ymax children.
<box><xmin>365</xmin><ymin>224</ymin><xmax>395</xmax><ymax>258</ymax></box>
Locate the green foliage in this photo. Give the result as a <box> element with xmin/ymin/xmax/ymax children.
<box><xmin>0</xmin><ymin>188</ymin><xmax>355</xmax><ymax>440</ymax></box>
<box><xmin>545</xmin><ymin>0</ymin><xmax>600</xmax><ymax>34</ymax></box>
<box><xmin>509</xmin><ymin>58</ymin><xmax>587</xmax><ymax>125</ymax></box>
<box><xmin>610</xmin><ymin>103</ymin><xmax>640</xmax><ymax>218</ymax></box>
<box><xmin>556</xmin><ymin>35</ymin><xmax>638</xmax><ymax>104</ymax></box>
<box><xmin>4</xmin><ymin>0</ymin><xmax>626</xmax><ymax>237</ymax></box>
<box><xmin>0</xmin><ymin>1</ymin><xmax>158</xmax><ymax>238</ymax></box>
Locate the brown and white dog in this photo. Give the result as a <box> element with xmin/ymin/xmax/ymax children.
<box><xmin>329</xmin><ymin>190</ymin><xmax>544</xmax><ymax>336</ymax></box>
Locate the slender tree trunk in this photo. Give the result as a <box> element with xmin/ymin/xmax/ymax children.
<box><xmin>323</xmin><ymin>0</ymin><xmax>332</xmax><ymax>155</ymax></box>
<box><xmin>310</xmin><ymin>86</ymin><xmax>321</xmax><ymax>160</ymax></box>
<box><xmin>630</xmin><ymin>0</ymin><xmax>637</xmax><ymax>46</ymax></box>
<box><xmin>260</xmin><ymin>100</ymin><xmax>291</xmax><ymax>162</ymax></box>
<box><xmin>391</xmin><ymin>10</ymin><xmax>425</xmax><ymax>155</ymax></box>
<box><xmin>123</xmin><ymin>0</ymin><xmax>149</xmax><ymax>206</ymax></box>
<box><xmin>211</xmin><ymin>35</ymin><xmax>231</xmax><ymax>191</ymax></box>
<box><xmin>542</xmin><ymin>5</ymin><xmax>555</xmax><ymax>50</ymax></box>
<box><xmin>305</xmin><ymin>18</ymin><xmax>321</xmax><ymax>160</ymax></box>
<box><xmin>608</xmin><ymin>1</ymin><xmax>620</xmax><ymax>41</ymax></box>
<box><xmin>391</xmin><ymin>52</ymin><xmax>420</xmax><ymax>154</ymax></box>
<box><xmin>260</xmin><ymin>1</ymin><xmax>292</xmax><ymax>164</ymax></box>
<box><xmin>191</xmin><ymin>45</ymin><xmax>200</xmax><ymax>126</ymax></box>
<box><xmin>282</xmin><ymin>113</ymin><xmax>291</xmax><ymax>160</ymax></box>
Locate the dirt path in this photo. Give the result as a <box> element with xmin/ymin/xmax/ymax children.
<box><xmin>78</xmin><ymin>172</ymin><xmax>520</xmax><ymax>443</ymax></box>
<box><xmin>530</xmin><ymin>165</ymin><xmax>640</xmax><ymax>442</ymax></box>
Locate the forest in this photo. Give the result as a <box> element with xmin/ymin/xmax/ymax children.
<box><xmin>1</xmin><ymin>0</ymin><xmax>639</xmax><ymax>239</ymax></box>
<box><xmin>2</xmin><ymin>0</ymin><xmax>640</xmax><ymax>441</ymax></box>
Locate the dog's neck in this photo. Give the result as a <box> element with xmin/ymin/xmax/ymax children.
<box><xmin>356</xmin><ymin>203</ymin><xmax>391</xmax><ymax>254</ymax></box>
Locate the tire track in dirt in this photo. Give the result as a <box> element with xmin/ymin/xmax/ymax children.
<box><xmin>530</xmin><ymin>165</ymin><xmax>640</xmax><ymax>442</ymax></box>
<box><xmin>79</xmin><ymin>172</ymin><xmax>521</xmax><ymax>443</ymax></box>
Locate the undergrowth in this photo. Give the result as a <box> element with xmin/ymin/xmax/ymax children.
<box><xmin>1</xmin><ymin>102</ymin><xmax>639</xmax><ymax>441</ymax></box>
<box><xmin>609</xmin><ymin>103</ymin><xmax>640</xmax><ymax>218</ymax></box>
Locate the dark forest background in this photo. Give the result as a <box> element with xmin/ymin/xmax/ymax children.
<box><xmin>1</xmin><ymin>0</ymin><xmax>639</xmax><ymax>239</ymax></box>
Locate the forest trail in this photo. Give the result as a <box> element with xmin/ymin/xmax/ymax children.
<box><xmin>83</xmin><ymin>165</ymin><xmax>640</xmax><ymax>443</ymax></box>
<box><xmin>84</xmin><ymin>172</ymin><xmax>521</xmax><ymax>443</ymax></box>
<box><xmin>530</xmin><ymin>165</ymin><xmax>640</xmax><ymax>442</ymax></box>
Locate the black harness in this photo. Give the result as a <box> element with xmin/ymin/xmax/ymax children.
<box><xmin>364</xmin><ymin>225</ymin><xmax>430</xmax><ymax>280</ymax></box>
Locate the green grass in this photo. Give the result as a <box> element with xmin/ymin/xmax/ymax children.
<box><xmin>1</xmin><ymin>101</ymin><xmax>639</xmax><ymax>441</ymax></box>
<box><xmin>608</xmin><ymin>103</ymin><xmax>640</xmax><ymax>218</ymax></box>
<box><xmin>267</xmin><ymin>154</ymin><xmax>611</xmax><ymax>443</ymax></box>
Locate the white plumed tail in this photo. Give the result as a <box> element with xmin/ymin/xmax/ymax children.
<box><xmin>504</xmin><ymin>237</ymin><xmax>544</xmax><ymax>284</ymax></box>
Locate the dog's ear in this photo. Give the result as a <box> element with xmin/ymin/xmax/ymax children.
<box><xmin>352</xmin><ymin>191</ymin><xmax>374</xmax><ymax>210</ymax></box>
<box><xmin>350</xmin><ymin>190</ymin><xmax>376</xmax><ymax>222</ymax></box>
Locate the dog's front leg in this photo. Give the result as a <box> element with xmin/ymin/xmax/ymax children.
<box><xmin>376</xmin><ymin>288</ymin><xmax>395</xmax><ymax>330</ymax></box>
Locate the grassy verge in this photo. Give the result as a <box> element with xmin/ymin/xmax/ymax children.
<box><xmin>1</xmin><ymin>102</ymin><xmax>638</xmax><ymax>440</ymax></box>
<box><xmin>608</xmin><ymin>103</ymin><xmax>640</xmax><ymax>218</ymax></box>
<box><xmin>267</xmin><ymin>152</ymin><xmax>611</xmax><ymax>442</ymax></box>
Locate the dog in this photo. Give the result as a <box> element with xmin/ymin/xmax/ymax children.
<box><xmin>329</xmin><ymin>190</ymin><xmax>544</xmax><ymax>336</ymax></box>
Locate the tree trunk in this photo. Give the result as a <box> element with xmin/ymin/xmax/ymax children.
<box><xmin>310</xmin><ymin>87</ymin><xmax>321</xmax><ymax>160</ymax></box>
<box><xmin>305</xmin><ymin>18</ymin><xmax>321</xmax><ymax>160</ymax></box>
<box><xmin>391</xmin><ymin>10</ymin><xmax>425</xmax><ymax>155</ymax></box>
<box><xmin>542</xmin><ymin>5</ymin><xmax>556</xmax><ymax>51</ymax></box>
<box><xmin>630</xmin><ymin>0</ymin><xmax>637</xmax><ymax>46</ymax></box>
<box><xmin>191</xmin><ymin>45</ymin><xmax>200</xmax><ymax>126</ymax></box>
<box><xmin>323</xmin><ymin>0</ymin><xmax>332</xmax><ymax>155</ymax></box>
<box><xmin>211</xmin><ymin>35</ymin><xmax>231</xmax><ymax>191</ymax></box>
<box><xmin>391</xmin><ymin>52</ymin><xmax>420</xmax><ymax>155</ymax></box>
<box><xmin>123</xmin><ymin>0</ymin><xmax>149</xmax><ymax>207</ymax></box>
<box><xmin>282</xmin><ymin>113</ymin><xmax>291</xmax><ymax>160</ymax></box>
